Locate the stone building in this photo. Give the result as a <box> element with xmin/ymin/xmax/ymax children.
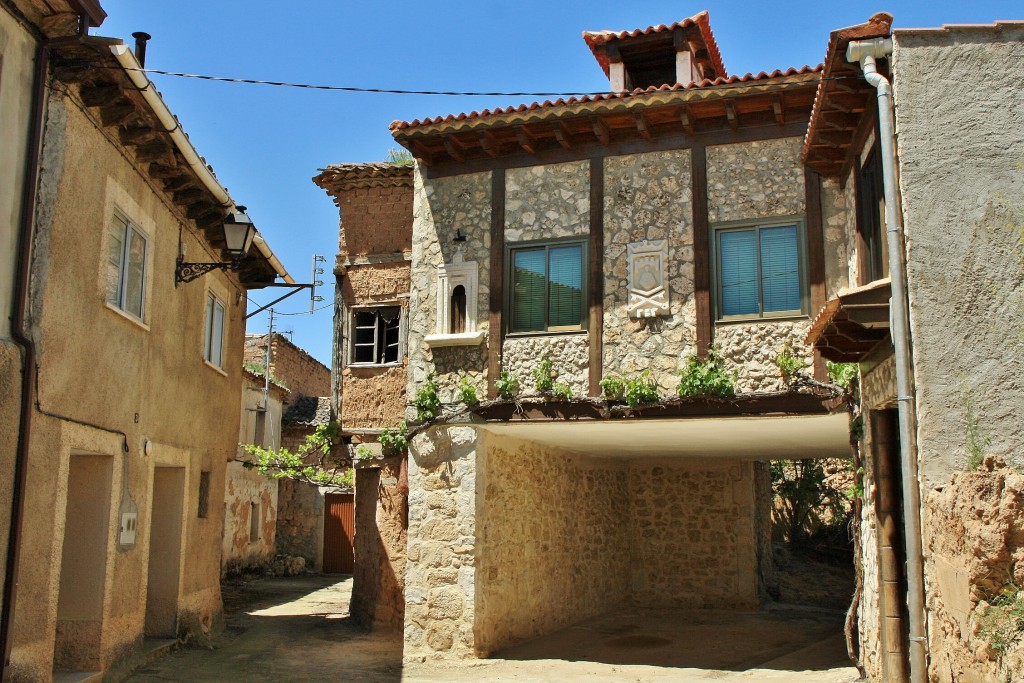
<box><xmin>389</xmin><ymin>10</ymin><xmax>855</xmax><ymax>662</ymax></box>
<box><xmin>804</xmin><ymin>15</ymin><xmax>1024</xmax><ymax>683</ymax></box>
<box><xmin>312</xmin><ymin>162</ymin><xmax>413</xmax><ymax>628</ymax></box>
<box><xmin>0</xmin><ymin>3</ymin><xmax>292</xmax><ymax>679</ymax></box>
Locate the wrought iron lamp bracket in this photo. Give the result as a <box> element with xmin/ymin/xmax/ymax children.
<box><xmin>175</xmin><ymin>257</ymin><xmax>240</xmax><ymax>284</ymax></box>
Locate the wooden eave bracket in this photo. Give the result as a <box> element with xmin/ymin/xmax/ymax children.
<box><xmin>515</xmin><ymin>126</ymin><xmax>538</xmax><ymax>154</ymax></box>
<box><xmin>591</xmin><ymin>117</ymin><xmax>610</xmax><ymax>145</ymax></box>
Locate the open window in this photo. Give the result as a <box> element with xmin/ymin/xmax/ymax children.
<box><xmin>350</xmin><ymin>307</ymin><xmax>402</xmax><ymax>366</ymax></box>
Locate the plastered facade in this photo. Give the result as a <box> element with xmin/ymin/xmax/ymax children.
<box><xmin>892</xmin><ymin>26</ymin><xmax>1024</xmax><ymax>486</ymax></box>
<box><xmin>9</xmin><ymin>85</ymin><xmax>244</xmax><ymax>679</ymax></box>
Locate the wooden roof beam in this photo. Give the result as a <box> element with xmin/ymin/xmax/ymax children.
<box><xmin>592</xmin><ymin>117</ymin><xmax>610</xmax><ymax>145</ymax></box>
<box><xmin>99</xmin><ymin>101</ymin><xmax>136</xmax><ymax>127</ymax></box>
<box><xmin>515</xmin><ymin>126</ymin><xmax>537</xmax><ymax>154</ymax></box>
<box><xmin>679</xmin><ymin>106</ymin><xmax>694</xmax><ymax>134</ymax></box>
<box><xmin>119</xmin><ymin>125</ymin><xmax>159</xmax><ymax>146</ymax></box>
<box><xmin>79</xmin><ymin>83</ymin><xmax>120</xmax><ymax>108</ymax></box>
<box><xmin>478</xmin><ymin>131</ymin><xmax>498</xmax><ymax>159</ymax></box>
<box><xmin>553</xmin><ymin>121</ymin><xmax>573</xmax><ymax>150</ymax></box>
<box><xmin>634</xmin><ymin>112</ymin><xmax>651</xmax><ymax>140</ymax></box>
<box><xmin>772</xmin><ymin>95</ymin><xmax>785</xmax><ymax>126</ymax></box>
<box><xmin>442</xmin><ymin>136</ymin><xmax>466</xmax><ymax>162</ymax></box>
<box><xmin>724</xmin><ymin>100</ymin><xmax>738</xmax><ymax>130</ymax></box>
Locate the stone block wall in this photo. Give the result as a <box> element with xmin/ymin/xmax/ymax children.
<box><xmin>404</xmin><ymin>426</ymin><xmax>479</xmax><ymax>660</ymax></box>
<box><xmin>628</xmin><ymin>458</ymin><xmax>758</xmax><ymax>608</ymax></box>
<box><xmin>275</xmin><ymin>478</ymin><xmax>324</xmax><ymax>571</ymax></box>
<box><xmin>475</xmin><ymin>435</ymin><xmax>629</xmax><ymax>656</ymax></box>
<box><xmin>821</xmin><ymin>174</ymin><xmax>857</xmax><ymax>298</ymax></box>
<box><xmin>351</xmin><ymin>457</ymin><xmax>407</xmax><ymax>630</ymax></box>
<box><xmin>502</xmin><ymin>334</ymin><xmax>589</xmax><ymax>397</ymax></box>
<box><xmin>716</xmin><ymin>320</ymin><xmax>814</xmax><ymax>393</ymax></box>
<box><xmin>245</xmin><ymin>333</ymin><xmax>331</xmax><ymax>405</ymax></box>
<box><xmin>603</xmin><ymin>150</ymin><xmax>695</xmax><ymax>393</ymax></box>
<box><xmin>706</xmin><ymin>137</ymin><xmax>805</xmax><ymax>224</ymax></box>
<box><xmin>337</xmin><ymin>182</ymin><xmax>413</xmax><ymax>257</ymax></box>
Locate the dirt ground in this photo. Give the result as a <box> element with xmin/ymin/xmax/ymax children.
<box><xmin>125</xmin><ymin>575</ymin><xmax>861</xmax><ymax>683</ymax></box>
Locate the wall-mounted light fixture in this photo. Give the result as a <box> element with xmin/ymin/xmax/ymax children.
<box><xmin>176</xmin><ymin>206</ymin><xmax>257</xmax><ymax>284</ymax></box>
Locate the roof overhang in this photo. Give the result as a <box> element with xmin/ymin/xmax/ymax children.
<box><xmin>482</xmin><ymin>412</ymin><xmax>849</xmax><ymax>460</ymax></box>
<box><xmin>801</xmin><ymin>13</ymin><xmax>892</xmax><ymax>177</ymax></box>
<box><xmin>313</xmin><ymin>163</ymin><xmax>414</xmax><ymax>203</ymax></box>
<box><xmin>392</xmin><ymin>69</ymin><xmax>821</xmax><ymax>168</ymax></box>
<box><xmin>806</xmin><ymin>278</ymin><xmax>891</xmax><ymax>362</ymax></box>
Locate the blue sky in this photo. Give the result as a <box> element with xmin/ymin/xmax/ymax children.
<box><xmin>97</xmin><ymin>1</ymin><xmax>1019</xmax><ymax>365</ymax></box>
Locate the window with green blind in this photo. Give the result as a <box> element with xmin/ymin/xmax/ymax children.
<box><xmin>508</xmin><ymin>241</ymin><xmax>586</xmax><ymax>333</ymax></box>
<box><xmin>714</xmin><ymin>219</ymin><xmax>805</xmax><ymax>319</ymax></box>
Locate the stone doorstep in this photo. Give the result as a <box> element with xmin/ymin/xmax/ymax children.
<box><xmin>52</xmin><ymin>672</ymin><xmax>102</xmax><ymax>683</ymax></box>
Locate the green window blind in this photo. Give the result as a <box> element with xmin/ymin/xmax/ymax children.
<box><xmin>759</xmin><ymin>225</ymin><xmax>800</xmax><ymax>313</ymax></box>
<box><xmin>512</xmin><ymin>248</ymin><xmax>547</xmax><ymax>332</ymax></box>
<box><xmin>548</xmin><ymin>245</ymin><xmax>583</xmax><ymax>329</ymax></box>
<box><xmin>510</xmin><ymin>242</ymin><xmax>584</xmax><ymax>332</ymax></box>
<box><xmin>719</xmin><ymin>229</ymin><xmax>759</xmax><ymax>316</ymax></box>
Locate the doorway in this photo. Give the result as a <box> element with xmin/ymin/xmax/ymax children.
<box><xmin>146</xmin><ymin>466</ymin><xmax>185</xmax><ymax>638</ymax></box>
<box><xmin>54</xmin><ymin>453</ymin><xmax>113</xmax><ymax>671</ymax></box>
<box><xmin>323</xmin><ymin>493</ymin><xmax>354</xmax><ymax>573</ymax></box>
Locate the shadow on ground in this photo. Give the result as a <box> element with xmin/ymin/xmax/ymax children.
<box><xmin>126</xmin><ymin>575</ymin><xmax>403</xmax><ymax>683</ymax></box>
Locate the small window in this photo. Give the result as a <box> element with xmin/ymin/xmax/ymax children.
<box><xmin>204</xmin><ymin>293</ymin><xmax>226</xmax><ymax>367</ymax></box>
<box><xmin>351</xmin><ymin>307</ymin><xmax>401</xmax><ymax>365</ymax></box>
<box><xmin>450</xmin><ymin>285</ymin><xmax>466</xmax><ymax>334</ymax></box>
<box><xmin>715</xmin><ymin>220</ymin><xmax>805</xmax><ymax>319</ymax></box>
<box><xmin>106</xmin><ymin>213</ymin><xmax>147</xmax><ymax>319</ymax></box>
<box><xmin>253</xmin><ymin>408</ymin><xmax>267</xmax><ymax>447</ymax></box>
<box><xmin>508</xmin><ymin>241</ymin><xmax>586</xmax><ymax>333</ymax></box>
<box><xmin>197</xmin><ymin>471</ymin><xmax>210</xmax><ymax>519</ymax></box>
<box><xmin>249</xmin><ymin>502</ymin><xmax>259</xmax><ymax>542</ymax></box>
<box><xmin>857</xmin><ymin>146</ymin><xmax>888</xmax><ymax>283</ymax></box>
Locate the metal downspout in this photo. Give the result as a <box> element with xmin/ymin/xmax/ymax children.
<box><xmin>2</xmin><ymin>13</ymin><xmax>90</xmax><ymax>679</ymax></box>
<box><xmin>846</xmin><ymin>37</ymin><xmax>928</xmax><ymax>683</ymax></box>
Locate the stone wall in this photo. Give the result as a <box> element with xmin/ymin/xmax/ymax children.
<box><xmin>351</xmin><ymin>457</ymin><xmax>407</xmax><ymax>630</ymax></box>
<box><xmin>501</xmin><ymin>333</ymin><xmax>589</xmax><ymax>397</ymax></box>
<box><xmin>892</xmin><ymin>26</ymin><xmax>1024</xmax><ymax>486</ymax></box>
<box><xmin>707</xmin><ymin>137</ymin><xmax>805</xmax><ymax>224</ymax></box>
<box><xmin>275</xmin><ymin>479</ymin><xmax>324</xmax><ymax>571</ymax></box>
<box><xmin>475</xmin><ymin>435</ymin><xmax>629</xmax><ymax>656</ymax></box>
<box><xmin>404</xmin><ymin>426</ymin><xmax>479</xmax><ymax>660</ymax></box>
<box><xmin>245</xmin><ymin>333</ymin><xmax>331</xmax><ymax>405</ymax></box>
<box><xmin>408</xmin><ymin>172</ymin><xmax>492</xmax><ymax>405</ymax></box>
<box><xmin>603</xmin><ymin>150</ymin><xmax>695</xmax><ymax>392</ymax></box>
<box><xmin>821</xmin><ymin>175</ymin><xmax>856</xmax><ymax>299</ymax></box>
<box><xmin>628</xmin><ymin>458</ymin><xmax>758</xmax><ymax>608</ymax></box>
<box><xmin>504</xmin><ymin>161</ymin><xmax>589</xmax><ymax>242</ymax></box>
<box><xmin>716</xmin><ymin>320</ymin><xmax>814</xmax><ymax>393</ymax></box>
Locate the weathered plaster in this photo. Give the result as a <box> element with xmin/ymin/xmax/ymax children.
<box><xmin>707</xmin><ymin>137</ymin><xmax>806</xmax><ymax>224</ymax></box>
<box><xmin>603</xmin><ymin>150</ymin><xmax>695</xmax><ymax>392</ymax></box>
<box><xmin>892</xmin><ymin>27</ymin><xmax>1024</xmax><ymax>484</ymax></box>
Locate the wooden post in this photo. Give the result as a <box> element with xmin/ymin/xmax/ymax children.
<box><xmin>691</xmin><ymin>145</ymin><xmax>711</xmax><ymax>358</ymax></box>
<box><xmin>487</xmin><ymin>169</ymin><xmax>505</xmax><ymax>399</ymax></box>
<box><xmin>588</xmin><ymin>157</ymin><xmax>604</xmax><ymax>397</ymax></box>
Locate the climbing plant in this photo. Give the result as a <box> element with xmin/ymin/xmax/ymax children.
<box><xmin>241</xmin><ymin>421</ymin><xmax>352</xmax><ymax>487</ymax></box>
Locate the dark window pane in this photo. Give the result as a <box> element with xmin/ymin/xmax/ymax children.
<box><xmin>547</xmin><ymin>245</ymin><xmax>582</xmax><ymax>328</ymax></box>
<box><xmin>451</xmin><ymin>285</ymin><xmax>466</xmax><ymax>334</ymax></box>
<box><xmin>512</xmin><ymin>249</ymin><xmax>546</xmax><ymax>332</ymax></box>
<box><xmin>719</xmin><ymin>230</ymin><xmax>759</xmax><ymax>316</ymax></box>
<box><xmin>760</xmin><ymin>225</ymin><xmax>801</xmax><ymax>312</ymax></box>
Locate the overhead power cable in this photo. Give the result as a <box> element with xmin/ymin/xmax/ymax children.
<box><xmin>103</xmin><ymin>65</ymin><xmax>845</xmax><ymax>98</ymax></box>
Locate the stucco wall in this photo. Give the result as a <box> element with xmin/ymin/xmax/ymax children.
<box><xmin>8</xmin><ymin>80</ymin><xmax>240</xmax><ymax>678</ymax></box>
<box><xmin>603</xmin><ymin>150</ymin><xmax>695</xmax><ymax>392</ymax></box>
<box><xmin>629</xmin><ymin>458</ymin><xmax>757</xmax><ymax>609</ymax></box>
<box><xmin>475</xmin><ymin>435</ymin><xmax>629</xmax><ymax>656</ymax></box>
<box><xmin>337</xmin><ymin>182</ymin><xmax>413</xmax><ymax>257</ymax></box>
<box><xmin>892</xmin><ymin>26</ymin><xmax>1024</xmax><ymax>485</ymax></box>
<box><xmin>408</xmin><ymin>171</ymin><xmax>491</xmax><ymax>404</ymax></box>
<box><xmin>275</xmin><ymin>479</ymin><xmax>324</xmax><ymax>571</ymax></box>
<box><xmin>221</xmin><ymin>462</ymin><xmax>278</xmax><ymax>575</ymax></box>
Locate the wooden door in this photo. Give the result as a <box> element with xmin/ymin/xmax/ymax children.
<box><xmin>323</xmin><ymin>493</ymin><xmax>355</xmax><ymax>573</ymax></box>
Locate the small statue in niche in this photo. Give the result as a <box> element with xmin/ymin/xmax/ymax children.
<box><xmin>627</xmin><ymin>240</ymin><xmax>670</xmax><ymax>318</ymax></box>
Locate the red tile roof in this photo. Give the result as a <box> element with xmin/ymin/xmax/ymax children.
<box><xmin>389</xmin><ymin>66</ymin><xmax>820</xmax><ymax>133</ymax></box>
<box><xmin>582</xmin><ymin>11</ymin><xmax>727</xmax><ymax>81</ymax></box>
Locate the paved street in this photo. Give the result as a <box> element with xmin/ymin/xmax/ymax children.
<box><xmin>126</xmin><ymin>575</ymin><xmax>860</xmax><ymax>683</ymax></box>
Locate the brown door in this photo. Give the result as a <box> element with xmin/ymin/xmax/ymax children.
<box><xmin>323</xmin><ymin>493</ymin><xmax>355</xmax><ymax>573</ymax></box>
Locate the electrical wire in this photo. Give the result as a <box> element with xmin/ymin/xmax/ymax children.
<box><xmin>94</xmin><ymin>64</ymin><xmax>842</xmax><ymax>98</ymax></box>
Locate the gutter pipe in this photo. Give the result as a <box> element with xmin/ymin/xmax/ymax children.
<box><xmin>846</xmin><ymin>37</ymin><xmax>928</xmax><ymax>683</ymax></box>
<box><xmin>3</xmin><ymin>12</ymin><xmax>91</xmax><ymax>679</ymax></box>
<box><xmin>108</xmin><ymin>44</ymin><xmax>294</xmax><ymax>284</ymax></box>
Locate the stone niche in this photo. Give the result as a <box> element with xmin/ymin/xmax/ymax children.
<box><xmin>627</xmin><ymin>240</ymin><xmax>670</xmax><ymax>318</ymax></box>
<box><xmin>424</xmin><ymin>247</ymin><xmax>484</xmax><ymax>348</ymax></box>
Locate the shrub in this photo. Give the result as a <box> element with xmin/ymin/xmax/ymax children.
<box><xmin>413</xmin><ymin>374</ymin><xmax>441</xmax><ymax>422</ymax></box>
<box><xmin>551</xmin><ymin>382</ymin><xmax>572</xmax><ymax>401</ymax></box>
<box><xmin>773</xmin><ymin>342</ymin><xmax>808</xmax><ymax>380</ymax></box>
<box><xmin>378</xmin><ymin>421</ymin><xmax>408</xmax><ymax>456</ymax></box>
<box><xmin>495</xmin><ymin>370</ymin><xmax>520</xmax><ymax>400</ymax></box>
<box><xmin>677</xmin><ymin>349</ymin><xmax>735</xmax><ymax>397</ymax></box>
<box><xmin>599</xmin><ymin>374</ymin><xmax>626</xmax><ymax>401</ymax></box>
<box><xmin>624</xmin><ymin>371</ymin><xmax>659</xmax><ymax>407</ymax></box>
<box><xmin>826</xmin><ymin>361</ymin><xmax>859</xmax><ymax>389</ymax></box>
<box><xmin>456</xmin><ymin>376</ymin><xmax>479</xmax><ymax>406</ymax></box>
<box><xmin>532</xmin><ymin>354</ymin><xmax>556</xmax><ymax>394</ymax></box>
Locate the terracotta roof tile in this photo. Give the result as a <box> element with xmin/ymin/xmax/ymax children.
<box><xmin>581</xmin><ymin>10</ymin><xmax>727</xmax><ymax>81</ymax></box>
<box><xmin>389</xmin><ymin>66</ymin><xmax>820</xmax><ymax>133</ymax></box>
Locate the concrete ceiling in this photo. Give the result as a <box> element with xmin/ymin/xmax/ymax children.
<box><xmin>480</xmin><ymin>413</ymin><xmax>850</xmax><ymax>460</ymax></box>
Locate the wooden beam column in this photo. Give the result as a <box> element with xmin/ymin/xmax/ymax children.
<box><xmin>805</xmin><ymin>167</ymin><xmax>827</xmax><ymax>381</ymax></box>
<box><xmin>691</xmin><ymin>145</ymin><xmax>711</xmax><ymax>358</ymax></box>
<box><xmin>588</xmin><ymin>157</ymin><xmax>604</xmax><ymax>397</ymax></box>
<box><xmin>487</xmin><ymin>168</ymin><xmax>506</xmax><ymax>399</ymax></box>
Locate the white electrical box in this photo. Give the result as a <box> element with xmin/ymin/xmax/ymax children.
<box><xmin>119</xmin><ymin>511</ymin><xmax>138</xmax><ymax>546</ymax></box>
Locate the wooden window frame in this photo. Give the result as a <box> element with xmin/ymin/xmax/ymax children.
<box><xmin>348</xmin><ymin>305</ymin><xmax>403</xmax><ymax>367</ymax></box>
<box><xmin>204</xmin><ymin>292</ymin><xmax>226</xmax><ymax>368</ymax></box>
<box><xmin>711</xmin><ymin>215</ymin><xmax>808</xmax><ymax>323</ymax></box>
<box><xmin>504</xmin><ymin>237</ymin><xmax>589</xmax><ymax>336</ymax></box>
<box><xmin>106</xmin><ymin>210</ymin><xmax>148</xmax><ymax>321</ymax></box>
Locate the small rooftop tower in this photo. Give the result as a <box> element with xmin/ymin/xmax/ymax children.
<box><xmin>583</xmin><ymin>10</ymin><xmax>727</xmax><ymax>91</ymax></box>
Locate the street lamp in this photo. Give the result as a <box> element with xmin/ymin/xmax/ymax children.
<box><xmin>176</xmin><ymin>206</ymin><xmax>257</xmax><ymax>284</ymax></box>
